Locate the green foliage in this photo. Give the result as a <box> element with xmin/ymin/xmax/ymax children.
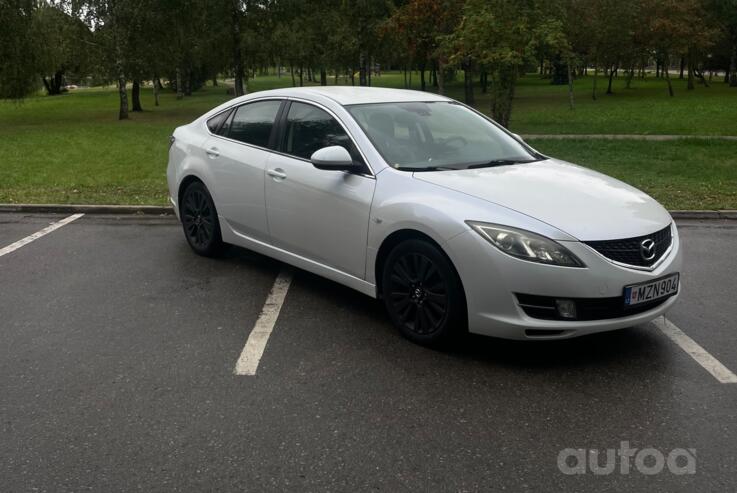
<box><xmin>0</xmin><ymin>0</ymin><xmax>40</xmax><ymax>99</ymax></box>
<box><xmin>2</xmin><ymin>74</ymin><xmax>735</xmax><ymax>208</ymax></box>
<box><xmin>529</xmin><ymin>138</ymin><xmax>737</xmax><ymax>210</ymax></box>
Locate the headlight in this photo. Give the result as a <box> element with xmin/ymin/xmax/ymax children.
<box><xmin>466</xmin><ymin>221</ymin><xmax>585</xmax><ymax>267</ymax></box>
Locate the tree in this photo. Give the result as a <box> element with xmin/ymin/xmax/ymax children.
<box><xmin>445</xmin><ymin>0</ymin><xmax>536</xmax><ymax>127</ymax></box>
<box><xmin>648</xmin><ymin>0</ymin><xmax>719</xmax><ymax>95</ymax></box>
<box><xmin>386</xmin><ymin>0</ymin><xmax>462</xmax><ymax>94</ymax></box>
<box><xmin>0</xmin><ymin>0</ymin><xmax>40</xmax><ymax>99</ymax></box>
<box><xmin>710</xmin><ymin>0</ymin><xmax>737</xmax><ymax>86</ymax></box>
<box><xmin>33</xmin><ymin>5</ymin><xmax>94</xmax><ymax>96</ymax></box>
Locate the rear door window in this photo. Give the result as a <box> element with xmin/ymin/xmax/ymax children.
<box><xmin>227</xmin><ymin>100</ymin><xmax>282</xmax><ymax>148</ymax></box>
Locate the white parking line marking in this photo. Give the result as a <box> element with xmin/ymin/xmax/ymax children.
<box><xmin>654</xmin><ymin>317</ymin><xmax>737</xmax><ymax>384</ymax></box>
<box><xmin>234</xmin><ymin>268</ymin><xmax>293</xmax><ymax>376</ymax></box>
<box><xmin>0</xmin><ymin>213</ymin><xmax>84</xmax><ymax>259</ymax></box>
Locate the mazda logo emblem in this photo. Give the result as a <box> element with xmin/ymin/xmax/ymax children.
<box><xmin>640</xmin><ymin>238</ymin><xmax>656</xmax><ymax>261</ymax></box>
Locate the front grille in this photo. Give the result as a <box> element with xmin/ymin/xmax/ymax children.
<box><xmin>583</xmin><ymin>224</ymin><xmax>672</xmax><ymax>268</ymax></box>
<box><xmin>516</xmin><ymin>293</ymin><xmax>671</xmax><ymax>321</ymax></box>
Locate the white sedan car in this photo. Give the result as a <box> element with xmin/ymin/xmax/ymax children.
<box><xmin>167</xmin><ymin>87</ymin><xmax>681</xmax><ymax>345</ymax></box>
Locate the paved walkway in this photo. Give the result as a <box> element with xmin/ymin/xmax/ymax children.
<box><xmin>522</xmin><ymin>134</ymin><xmax>737</xmax><ymax>141</ymax></box>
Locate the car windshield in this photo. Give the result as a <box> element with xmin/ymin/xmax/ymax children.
<box><xmin>346</xmin><ymin>101</ymin><xmax>540</xmax><ymax>171</ymax></box>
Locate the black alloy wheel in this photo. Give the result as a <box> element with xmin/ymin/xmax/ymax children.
<box><xmin>382</xmin><ymin>239</ymin><xmax>466</xmax><ymax>346</ymax></box>
<box><xmin>181</xmin><ymin>181</ymin><xmax>225</xmax><ymax>257</ymax></box>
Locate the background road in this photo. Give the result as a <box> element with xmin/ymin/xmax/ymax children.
<box><xmin>1</xmin><ymin>213</ymin><xmax>736</xmax><ymax>492</ymax></box>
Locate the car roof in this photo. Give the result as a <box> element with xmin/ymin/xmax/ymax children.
<box><xmin>241</xmin><ymin>86</ymin><xmax>452</xmax><ymax>106</ymax></box>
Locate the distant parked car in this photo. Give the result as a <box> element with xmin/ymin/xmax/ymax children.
<box><xmin>167</xmin><ymin>87</ymin><xmax>681</xmax><ymax>345</ymax></box>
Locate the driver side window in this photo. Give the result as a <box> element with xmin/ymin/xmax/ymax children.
<box><xmin>282</xmin><ymin>102</ymin><xmax>362</xmax><ymax>164</ymax></box>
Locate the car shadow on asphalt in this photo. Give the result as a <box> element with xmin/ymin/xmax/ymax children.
<box><xmin>278</xmin><ymin>261</ymin><xmax>671</xmax><ymax>375</ymax></box>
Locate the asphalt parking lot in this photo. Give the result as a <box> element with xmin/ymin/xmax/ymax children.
<box><xmin>1</xmin><ymin>213</ymin><xmax>736</xmax><ymax>492</ymax></box>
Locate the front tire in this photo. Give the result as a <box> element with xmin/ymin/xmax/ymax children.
<box><xmin>381</xmin><ymin>239</ymin><xmax>467</xmax><ymax>346</ymax></box>
<box><xmin>180</xmin><ymin>181</ymin><xmax>225</xmax><ymax>257</ymax></box>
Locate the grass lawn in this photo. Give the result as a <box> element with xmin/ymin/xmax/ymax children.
<box><xmin>528</xmin><ymin>138</ymin><xmax>737</xmax><ymax>210</ymax></box>
<box><xmin>1</xmin><ymin>72</ymin><xmax>736</xmax><ymax>207</ymax></box>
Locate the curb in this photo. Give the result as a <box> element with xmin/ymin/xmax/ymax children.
<box><xmin>0</xmin><ymin>204</ymin><xmax>735</xmax><ymax>220</ymax></box>
<box><xmin>669</xmin><ymin>210</ymin><xmax>737</xmax><ymax>220</ymax></box>
<box><xmin>522</xmin><ymin>134</ymin><xmax>737</xmax><ymax>141</ymax></box>
<box><xmin>0</xmin><ymin>204</ymin><xmax>174</xmax><ymax>215</ymax></box>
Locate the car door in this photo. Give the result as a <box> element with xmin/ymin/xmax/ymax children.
<box><xmin>265</xmin><ymin>100</ymin><xmax>376</xmax><ymax>279</ymax></box>
<box><xmin>204</xmin><ymin>99</ymin><xmax>283</xmax><ymax>242</ymax></box>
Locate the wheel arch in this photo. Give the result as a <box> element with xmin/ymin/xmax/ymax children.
<box><xmin>374</xmin><ymin>229</ymin><xmax>466</xmax><ymax>303</ymax></box>
<box><xmin>177</xmin><ymin>175</ymin><xmax>205</xmax><ymax>213</ymax></box>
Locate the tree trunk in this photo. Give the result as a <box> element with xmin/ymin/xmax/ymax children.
<box><xmin>419</xmin><ymin>64</ymin><xmax>426</xmax><ymax>91</ymax></box>
<box><xmin>117</xmin><ymin>74</ymin><xmax>128</xmax><ymax>120</ymax></box>
<box><xmin>184</xmin><ymin>69</ymin><xmax>193</xmax><ymax>96</ymax></box>
<box><xmin>481</xmin><ymin>71</ymin><xmax>488</xmax><ymax>93</ymax></box>
<box><xmin>334</xmin><ymin>69</ymin><xmax>339</xmax><ymax>85</ymax></box>
<box><xmin>730</xmin><ymin>45</ymin><xmax>737</xmax><ymax>86</ymax></box>
<box><xmin>212</xmin><ymin>76</ymin><xmax>218</xmax><ymax>87</ymax></box>
<box><xmin>567</xmin><ymin>58</ymin><xmax>575</xmax><ymax>110</ymax></box>
<box><xmin>490</xmin><ymin>68</ymin><xmax>516</xmax><ymax>128</ymax></box>
<box><xmin>131</xmin><ymin>79</ymin><xmax>143</xmax><ymax>111</ymax></box>
<box><xmin>290</xmin><ymin>66</ymin><xmax>295</xmax><ymax>87</ymax></box>
<box><xmin>606</xmin><ymin>64</ymin><xmax>616</xmax><ymax>94</ymax></box>
<box><xmin>320</xmin><ymin>68</ymin><xmax>327</xmax><ymax>86</ymax></box>
<box><xmin>231</xmin><ymin>1</ymin><xmax>244</xmax><ymax>96</ymax></box>
<box><xmin>153</xmin><ymin>75</ymin><xmax>160</xmax><ymax>106</ymax></box>
<box><xmin>664</xmin><ymin>55</ymin><xmax>674</xmax><ymax>97</ymax></box>
<box><xmin>463</xmin><ymin>68</ymin><xmax>474</xmax><ymax>105</ymax></box>
<box><xmin>625</xmin><ymin>65</ymin><xmax>635</xmax><ymax>89</ymax></box>
<box><xmin>694</xmin><ymin>67</ymin><xmax>709</xmax><ymax>87</ymax></box>
<box><xmin>43</xmin><ymin>70</ymin><xmax>65</xmax><ymax>95</ymax></box>
<box><xmin>175</xmin><ymin>67</ymin><xmax>183</xmax><ymax>100</ymax></box>
<box><xmin>687</xmin><ymin>48</ymin><xmax>695</xmax><ymax>90</ymax></box>
<box><xmin>359</xmin><ymin>53</ymin><xmax>368</xmax><ymax>86</ymax></box>
<box><xmin>436</xmin><ymin>59</ymin><xmax>445</xmax><ymax>96</ymax></box>
<box><xmin>679</xmin><ymin>56</ymin><xmax>685</xmax><ymax>79</ymax></box>
<box><xmin>592</xmin><ymin>63</ymin><xmax>598</xmax><ymax>100</ymax></box>
<box><xmin>298</xmin><ymin>67</ymin><xmax>303</xmax><ymax>87</ymax></box>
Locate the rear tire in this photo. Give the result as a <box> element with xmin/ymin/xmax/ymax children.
<box><xmin>180</xmin><ymin>181</ymin><xmax>226</xmax><ymax>257</ymax></box>
<box><xmin>381</xmin><ymin>239</ymin><xmax>467</xmax><ymax>347</ymax></box>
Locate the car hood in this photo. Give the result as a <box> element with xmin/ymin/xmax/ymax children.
<box><xmin>413</xmin><ymin>159</ymin><xmax>672</xmax><ymax>241</ymax></box>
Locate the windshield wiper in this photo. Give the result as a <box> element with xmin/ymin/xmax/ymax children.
<box><xmin>394</xmin><ymin>165</ymin><xmax>460</xmax><ymax>172</ymax></box>
<box><xmin>467</xmin><ymin>159</ymin><xmax>539</xmax><ymax>169</ymax></box>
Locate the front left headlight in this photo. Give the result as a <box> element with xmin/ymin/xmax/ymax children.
<box><xmin>466</xmin><ymin>221</ymin><xmax>585</xmax><ymax>268</ymax></box>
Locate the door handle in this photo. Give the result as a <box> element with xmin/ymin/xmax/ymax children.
<box><xmin>206</xmin><ymin>147</ymin><xmax>220</xmax><ymax>158</ymax></box>
<box><xmin>267</xmin><ymin>168</ymin><xmax>287</xmax><ymax>180</ymax></box>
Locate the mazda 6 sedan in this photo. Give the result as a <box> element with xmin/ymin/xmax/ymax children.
<box><xmin>167</xmin><ymin>87</ymin><xmax>681</xmax><ymax>345</ymax></box>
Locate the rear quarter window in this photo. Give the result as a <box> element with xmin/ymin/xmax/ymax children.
<box><xmin>206</xmin><ymin>110</ymin><xmax>230</xmax><ymax>133</ymax></box>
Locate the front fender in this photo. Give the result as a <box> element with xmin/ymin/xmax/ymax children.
<box><xmin>365</xmin><ymin>169</ymin><xmax>572</xmax><ymax>285</ymax></box>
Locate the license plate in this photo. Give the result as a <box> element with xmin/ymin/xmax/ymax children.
<box><xmin>624</xmin><ymin>273</ymin><xmax>679</xmax><ymax>306</ymax></box>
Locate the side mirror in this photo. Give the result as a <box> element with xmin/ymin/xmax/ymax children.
<box><xmin>310</xmin><ymin>145</ymin><xmax>356</xmax><ymax>171</ymax></box>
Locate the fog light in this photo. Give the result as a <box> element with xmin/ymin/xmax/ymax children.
<box><xmin>555</xmin><ymin>299</ymin><xmax>577</xmax><ymax>319</ymax></box>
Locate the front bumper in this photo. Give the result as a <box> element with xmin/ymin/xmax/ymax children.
<box><xmin>447</xmin><ymin>225</ymin><xmax>683</xmax><ymax>340</ymax></box>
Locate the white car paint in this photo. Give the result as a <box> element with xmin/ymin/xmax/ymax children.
<box><xmin>167</xmin><ymin>86</ymin><xmax>681</xmax><ymax>340</ymax></box>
